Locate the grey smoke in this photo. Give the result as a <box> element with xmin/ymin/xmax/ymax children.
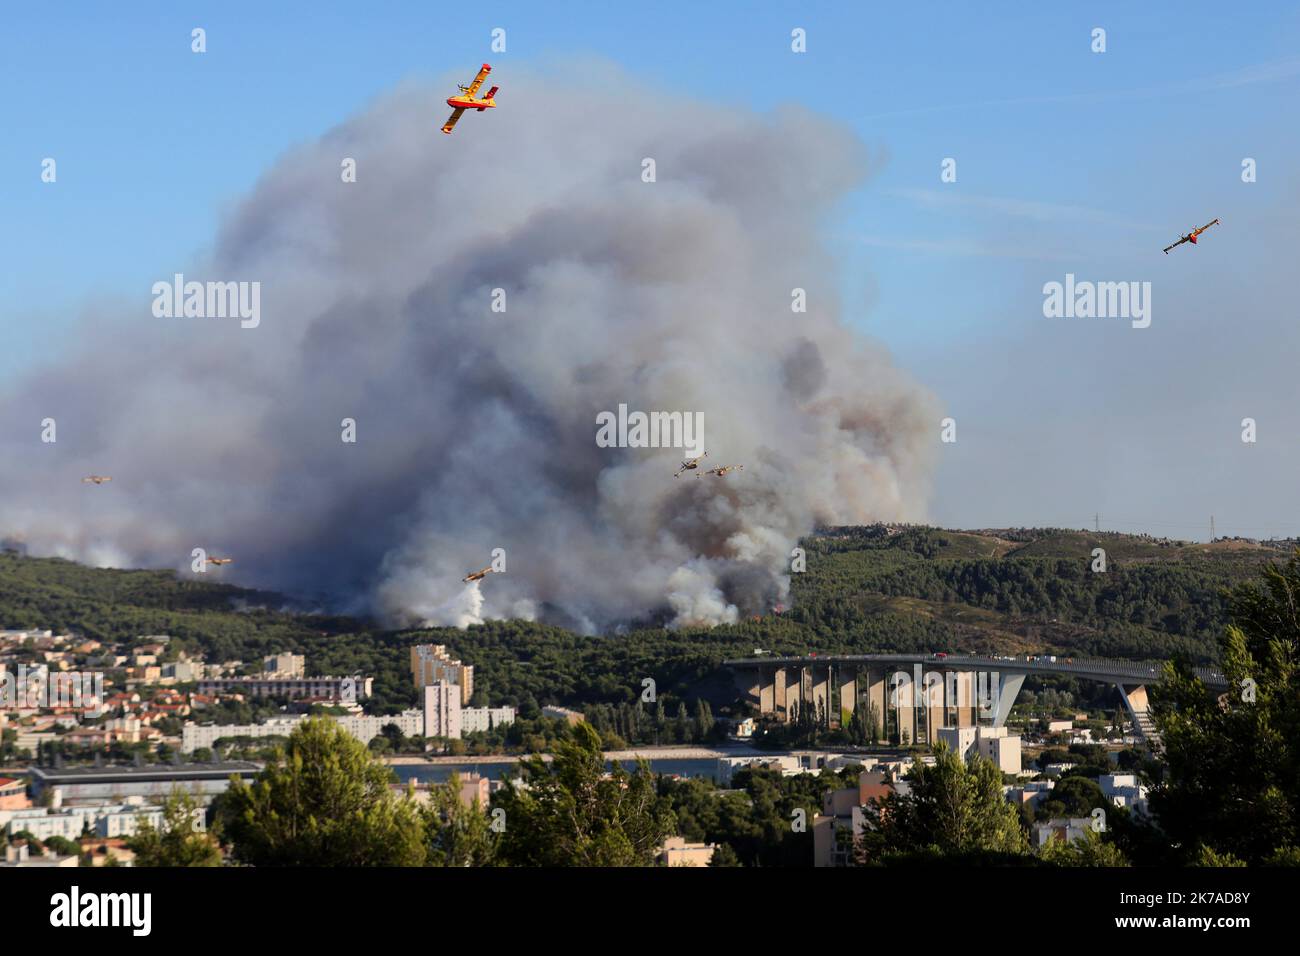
<box><xmin>0</xmin><ymin>64</ymin><xmax>939</xmax><ymax>632</ymax></box>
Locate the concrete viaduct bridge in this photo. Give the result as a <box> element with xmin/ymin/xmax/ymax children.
<box><xmin>724</xmin><ymin>653</ymin><xmax>1228</xmax><ymax>746</ymax></box>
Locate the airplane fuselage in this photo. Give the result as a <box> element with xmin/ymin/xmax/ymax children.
<box><xmin>447</xmin><ymin>95</ymin><xmax>495</xmax><ymax>111</ymax></box>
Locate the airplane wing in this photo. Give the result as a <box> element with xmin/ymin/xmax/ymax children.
<box><xmin>1198</xmin><ymin>218</ymin><xmax>1220</xmax><ymax>232</ymax></box>
<box><xmin>1163</xmin><ymin>236</ymin><xmax>1189</xmax><ymax>254</ymax></box>
<box><xmin>441</xmin><ymin>108</ymin><xmax>465</xmax><ymax>134</ymax></box>
<box><xmin>466</xmin><ymin>63</ymin><xmax>492</xmax><ymax>96</ymax></box>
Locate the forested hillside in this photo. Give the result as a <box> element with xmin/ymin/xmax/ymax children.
<box><xmin>2</xmin><ymin>528</ymin><xmax>1290</xmax><ymax>715</ymax></box>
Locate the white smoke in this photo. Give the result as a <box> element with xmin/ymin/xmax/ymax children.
<box><xmin>0</xmin><ymin>63</ymin><xmax>940</xmax><ymax>633</ymax></box>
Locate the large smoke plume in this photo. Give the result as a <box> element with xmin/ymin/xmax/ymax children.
<box><xmin>0</xmin><ymin>64</ymin><xmax>939</xmax><ymax>633</ymax></box>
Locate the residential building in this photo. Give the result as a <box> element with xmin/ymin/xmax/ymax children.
<box><xmin>423</xmin><ymin>682</ymin><xmax>462</xmax><ymax>740</ymax></box>
<box><xmin>461</xmin><ymin>704</ymin><xmax>515</xmax><ymax>735</ymax></box>
<box><xmin>263</xmin><ymin>653</ymin><xmax>306</xmax><ymax>678</ymax></box>
<box><xmin>658</xmin><ymin>836</ymin><xmax>718</xmax><ymax>867</ymax></box>
<box><xmin>182</xmin><ymin>716</ymin><xmax>305</xmax><ymax>753</ymax></box>
<box><xmin>813</xmin><ymin>770</ymin><xmax>896</xmax><ymax>867</ymax></box>
<box><xmin>458</xmin><ymin>773</ymin><xmax>490</xmax><ymax>809</ymax></box>
<box><xmin>179</xmin><ymin>680</ymin><xmax>507</xmax><ymax>749</ymax></box>
<box><xmin>1098</xmin><ymin>772</ymin><xmax>1149</xmax><ymax>815</ymax></box>
<box><xmin>541</xmin><ymin>705</ymin><xmax>585</xmax><ymax>725</ymax></box>
<box><xmin>411</xmin><ymin>644</ymin><xmax>474</xmax><ymax>706</ymax></box>
<box><xmin>936</xmin><ymin>726</ymin><xmax>977</xmax><ymax>761</ymax></box>
<box><xmin>0</xmin><ymin>776</ymin><xmax>29</xmax><ymax>810</ymax></box>
<box><xmin>26</xmin><ymin>762</ymin><xmax>260</xmax><ymax>805</ymax></box>
<box><xmin>1005</xmin><ymin>779</ymin><xmax>1055</xmax><ymax>809</ymax></box>
<box><xmin>1032</xmin><ymin>817</ymin><xmax>1093</xmax><ymax>847</ymax></box>
<box><xmin>0</xmin><ymin>843</ymin><xmax>79</xmax><ymax>868</ymax></box>
<box><xmin>196</xmin><ymin>675</ymin><xmax>372</xmax><ymax>702</ymax></box>
<box><xmin>2</xmin><ymin>802</ymin><xmax>166</xmax><ymax>840</ymax></box>
<box><xmin>716</xmin><ymin>755</ymin><xmax>803</xmax><ymax>786</ymax></box>
<box><xmin>976</xmin><ymin>725</ymin><xmax>1022</xmax><ymax>774</ymax></box>
<box><xmin>162</xmin><ymin>659</ymin><xmax>204</xmax><ymax>682</ymax></box>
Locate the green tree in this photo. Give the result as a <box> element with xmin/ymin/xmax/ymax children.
<box><xmin>218</xmin><ymin>717</ymin><xmax>425</xmax><ymax>866</ymax></box>
<box><xmin>857</xmin><ymin>744</ymin><xmax>1028</xmax><ymax>864</ymax></box>
<box><xmin>1038</xmin><ymin>775</ymin><xmax>1107</xmax><ymax>820</ymax></box>
<box><xmin>421</xmin><ymin>773</ymin><xmax>496</xmax><ymax>867</ymax></box>
<box><xmin>708</xmin><ymin>843</ymin><xmax>742</xmax><ymax>867</ymax></box>
<box><xmin>493</xmin><ymin>722</ymin><xmax>675</xmax><ymax>866</ymax></box>
<box><xmin>128</xmin><ymin>788</ymin><xmax>222</xmax><ymax>867</ymax></box>
<box><xmin>1038</xmin><ymin>828</ymin><xmax>1130</xmax><ymax>867</ymax></box>
<box><xmin>1154</xmin><ymin>551</ymin><xmax>1300</xmax><ymax>864</ymax></box>
<box><xmin>41</xmin><ymin>835</ymin><xmax>84</xmax><ymax>862</ymax></box>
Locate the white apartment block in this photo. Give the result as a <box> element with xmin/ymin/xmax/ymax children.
<box><xmin>1032</xmin><ymin>817</ymin><xmax>1093</xmax><ymax>847</ymax></box>
<box><xmin>976</xmin><ymin>725</ymin><xmax>1022</xmax><ymax>774</ymax></box>
<box><xmin>423</xmin><ymin>682</ymin><xmax>461</xmax><ymax>739</ymax></box>
<box><xmin>264</xmin><ymin>653</ymin><xmax>306</xmax><ymax>678</ymax></box>
<box><xmin>936</xmin><ymin>726</ymin><xmax>977</xmax><ymax>761</ymax></box>
<box><xmin>937</xmin><ymin>725</ymin><xmax>1021</xmax><ymax>775</ymax></box>
<box><xmin>461</xmin><ymin>705</ymin><xmax>516</xmax><ymax>735</ymax></box>
<box><xmin>2</xmin><ymin>803</ymin><xmax>165</xmax><ymax>840</ymax></box>
<box><xmin>178</xmin><ymin>681</ymin><xmax>510</xmax><ymax>751</ymax></box>
<box><xmin>182</xmin><ymin>716</ymin><xmax>306</xmax><ymax>753</ymax></box>
<box><xmin>1098</xmin><ymin>772</ymin><xmax>1149</xmax><ymax>815</ymax></box>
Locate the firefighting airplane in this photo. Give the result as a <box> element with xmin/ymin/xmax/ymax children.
<box><xmin>699</xmin><ymin>464</ymin><xmax>743</xmax><ymax>478</ymax></box>
<box><xmin>1163</xmin><ymin>218</ymin><xmax>1221</xmax><ymax>254</ymax></box>
<box><xmin>463</xmin><ymin>566</ymin><xmax>496</xmax><ymax>583</ymax></box>
<box><xmin>441</xmin><ymin>64</ymin><xmax>498</xmax><ymax>134</ymax></box>
<box><xmin>205</xmin><ymin>557</ymin><xmax>233</xmax><ymax>566</ymax></box>
<box><xmin>673</xmin><ymin>453</ymin><xmax>708</xmax><ymax>477</ymax></box>
<box><xmin>81</xmin><ymin>476</ymin><xmax>112</xmax><ymax>485</ymax></box>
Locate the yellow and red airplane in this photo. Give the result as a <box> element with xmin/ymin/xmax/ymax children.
<box><xmin>81</xmin><ymin>475</ymin><xmax>112</xmax><ymax>485</ymax></box>
<box><xmin>441</xmin><ymin>64</ymin><xmax>498</xmax><ymax>134</ymax></box>
<box><xmin>206</xmin><ymin>557</ymin><xmax>233</xmax><ymax>566</ymax></box>
<box><xmin>673</xmin><ymin>453</ymin><xmax>707</xmax><ymax>478</ymax></box>
<box><xmin>463</xmin><ymin>566</ymin><xmax>496</xmax><ymax>583</ymax></box>
<box><xmin>1163</xmin><ymin>218</ymin><xmax>1220</xmax><ymax>254</ymax></box>
<box><xmin>699</xmin><ymin>464</ymin><xmax>744</xmax><ymax>479</ymax></box>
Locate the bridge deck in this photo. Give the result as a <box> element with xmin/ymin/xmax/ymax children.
<box><xmin>723</xmin><ymin>653</ymin><xmax>1227</xmax><ymax>690</ymax></box>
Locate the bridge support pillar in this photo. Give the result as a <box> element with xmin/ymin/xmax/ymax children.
<box><xmin>889</xmin><ymin>670</ymin><xmax>918</xmax><ymax>746</ymax></box>
<box><xmin>785</xmin><ymin>668</ymin><xmax>803</xmax><ymax>723</ymax></box>
<box><xmin>810</xmin><ymin>665</ymin><xmax>830</xmax><ymax>727</ymax></box>
<box><xmin>1117</xmin><ymin>683</ymin><xmax>1159</xmax><ymax>745</ymax></box>
<box><xmin>947</xmin><ymin>671</ymin><xmax>976</xmax><ymax>728</ymax></box>
<box><xmin>838</xmin><ymin>665</ymin><xmax>857</xmax><ymax>725</ymax></box>
<box><xmin>863</xmin><ymin>668</ymin><xmax>887</xmax><ymax>743</ymax></box>
<box><xmin>923</xmin><ymin>671</ymin><xmax>945</xmax><ymax>744</ymax></box>
<box><xmin>756</xmin><ymin>668</ymin><xmax>774</xmax><ymax>715</ymax></box>
<box><xmin>991</xmin><ymin>673</ymin><xmax>1024</xmax><ymax>727</ymax></box>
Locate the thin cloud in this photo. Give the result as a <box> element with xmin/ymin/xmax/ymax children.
<box><xmin>860</xmin><ymin>56</ymin><xmax>1300</xmax><ymax>121</ymax></box>
<box><xmin>888</xmin><ymin>188</ymin><xmax>1159</xmax><ymax>232</ymax></box>
<box><xmin>843</xmin><ymin>233</ymin><xmax>1074</xmax><ymax>262</ymax></box>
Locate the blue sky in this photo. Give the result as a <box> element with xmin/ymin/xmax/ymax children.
<box><xmin>5</xmin><ymin>1</ymin><xmax>1299</xmax><ymax>538</ymax></box>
